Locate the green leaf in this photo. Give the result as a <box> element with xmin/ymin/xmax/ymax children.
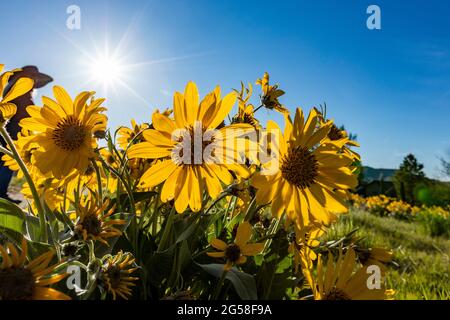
<box><xmin>146</xmin><ymin>243</ymin><xmax>177</xmax><ymax>287</ymax></box>
<box><xmin>0</xmin><ymin>198</ymin><xmax>25</xmax><ymax>234</ymax></box>
<box><xmin>24</xmin><ymin>214</ymin><xmax>42</xmax><ymax>242</ymax></box>
<box><xmin>197</xmin><ymin>263</ymin><xmax>258</xmax><ymax>300</ymax></box>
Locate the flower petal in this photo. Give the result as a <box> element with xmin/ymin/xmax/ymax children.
<box><xmin>210</xmin><ymin>238</ymin><xmax>227</xmax><ymax>250</ymax></box>
<box><xmin>235</xmin><ymin>222</ymin><xmax>252</xmax><ymax>246</ymax></box>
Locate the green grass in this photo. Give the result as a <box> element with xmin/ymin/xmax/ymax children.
<box><xmin>325</xmin><ymin>208</ymin><xmax>450</xmax><ymax>300</ymax></box>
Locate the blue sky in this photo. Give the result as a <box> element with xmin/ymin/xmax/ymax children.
<box><xmin>1</xmin><ymin>0</ymin><xmax>449</xmax><ymax>178</ymax></box>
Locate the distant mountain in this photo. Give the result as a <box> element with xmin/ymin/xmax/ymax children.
<box><xmin>362</xmin><ymin>166</ymin><xmax>397</xmax><ymax>183</ymax></box>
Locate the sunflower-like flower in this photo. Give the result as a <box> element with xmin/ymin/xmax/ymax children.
<box><xmin>255</xmin><ymin>72</ymin><xmax>288</xmax><ymax>114</ymax></box>
<box><xmin>232</xmin><ymin>82</ymin><xmax>260</xmax><ymax>129</ymax></box>
<box><xmin>127</xmin><ymin>82</ymin><xmax>252</xmax><ymax>213</ymax></box>
<box><xmin>99</xmin><ymin>251</ymin><xmax>138</xmax><ymax>300</ymax></box>
<box><xmin>19</xmin><ymin>86</ymin><xmax>107</xmax><ymax>178</ymax></box>
<box><xmin>252</xmin><ymin>108</ymin><xmax>358</xmax><ymax>227</ymax></box>
<box><xmin>356</xmin><ymin>247</ymin><xmax>393</xmax><ymax>271</ymax></box>
<box><xmin>316</xmin><ymin>108</ymin><xmax>360</xmax><ymax>161</ymax></box>
<box><xmin>1</xmin><ymin>129</ymin><xmax>43</xmax><ymax>179</ymax></box>
<box><xmin>117</xmin><ymin>118</ymin><xmax>149</xmax><ymax>150</ymax></box>
<box><xmin>207</xmin><ymin>222</ymin><xmax>265</xmax><ymax>270</ymax></box>
<box><xmin>0</xmin><ymin>237</ymin><xmax>70</xmax><ymax>300</ymax></box>
<box><xmin>302</xmin><ymin>248</ymin><xmax>394</xmax><ymax>300</ymax></box>
<box><xmin>73</xmin><ymin>197</ymin><xmax>125</xmax><ymax>245</ymax></box>
<box><xmin>22</xmin><ymin>177</ymin><xmax>69</xmax><ymax>213</ymax></box>
<box><xmin>288</xmin><ymin>223</ymin><xmax>324</xmax><ymax>273</ymax></box>
<box><xmin>0</xmin><ymin>65</ymin><xmax>34</xmax><ymax>123</ymax></box>
<box><xmin>100</xmin><ymin>148</ymin><xmax>120</xmax><ymax>170</ymax></box>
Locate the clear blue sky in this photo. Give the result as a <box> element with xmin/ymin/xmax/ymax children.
<box><xmin>1</xmin><ymin>0</ymin><xmax>449</xmax><ymax>178</ymax></box>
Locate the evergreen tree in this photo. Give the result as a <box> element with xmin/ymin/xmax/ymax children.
<box><xmin>393</xmin><ymin>154</ymin><xmax>425</xmax><ymax>204</ymax></box>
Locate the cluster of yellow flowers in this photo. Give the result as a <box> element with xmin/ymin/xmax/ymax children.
<box><xmin>0</xmin><ymin>66</ymin><xmax>394</xmax><ymax>300</ymax></box>
<box><xmin>350</xmin><ymin>193</ymin><xmax>449</xmax><ymax>220</ymax></box>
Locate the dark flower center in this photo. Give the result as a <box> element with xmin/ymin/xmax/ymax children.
<box><xmin>328</xmin><ymin>125</ymin><xmax>344</xmax><ymax>141</ymax></box>
<box><xmin>106</xmin><ymin>155</ymin><xmax>116</xmax><ymax>165</ymax></box>
<box><xmin>83</xmin><ymin>165</ymin><xmax>95</xmax><ymax>176</ymax></box>
<box><xmin>52</xmin><ymin>116</ymin><xmax>88</xmax><ymax>151</ymax></box>
<box><xmin>62</xmin><ymin>243</ymin><xmax>78</xmax><ymax>257</ymax></box>
<box><xmin>0</xmin><ymin>267</ymin><xmax>35</xmax><ymax>300</ymax></box>
<box><xmin>281</xmin><ymin>147</ymin><xmax>319</xmax><ymax>188</ymax></box>
<box><xmin>106</xmin><ymin>266</ymin><xmax>122</xmax><ymax>289</ymax></box>
<box><xmin>225</xmin><ymin>244</ymin><xmax>241</xmax><ymax>262</ymax></box>
<box><xmin>323</xmin><ymin>288</ymin><xmax>351</xmax><ymax>300</ymax></box>
<box><xmin>174</xmin><ymin>126</ymin><xmax>215</xmax><ymax>165</ymax></box>
<box><xmin>80</xmin><ymin>213</ymin><xmax>102</xmax><ymax>236</ymax></box>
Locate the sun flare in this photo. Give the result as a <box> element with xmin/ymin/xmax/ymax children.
<box><xmin>88</xmin><ymin>54</ymin><xmax>124</xmax><ymax>87</ymax></box>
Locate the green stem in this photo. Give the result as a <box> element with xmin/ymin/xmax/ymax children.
<box><xmin>211</xmin><ymin>269</ymin><xmax>228</xmax><ymax>300</ymax></box>
<box><xmin>0</xmin><ymin>126</ymin><xmax>47</xmax><ymax>242</ymax></box>
<box><xmin>253</xmin><ymin>104</ymin><xmax>264</xmax><ymax>114</ymax></box>
<box><xmin>202</xmin><ymin>193</ymin><xmax>229</xmax><ymax>217</ymax></box>
<box><xmin>0</xmin><ymin>145</ymin><xmax>13</xmax><ymax>158</ymax></box>
<box><xmin>244</xmin><ymin>197</ymin><xmax>257</xmax><ymax>221</ymax></box>
<box><xmin>91</xmin><ymin>159</ymin><xmax>103</xmax><ymax>206</ymax></box>
<box><xmin>157</xmin><ymin>205</ymin><xmax>176</xmax><ymax>251</ymax></box>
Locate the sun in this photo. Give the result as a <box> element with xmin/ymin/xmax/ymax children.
<box><xmin>88</xmin><ymin>54</ymin><xmax>124</xmax><ymax>88</ymax></box>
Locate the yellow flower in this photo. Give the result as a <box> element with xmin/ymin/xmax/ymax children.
<box><xmin>74</xmin><ymin>196</ymin><xmax>125</xmax><ymax>245</ymax></box>
<box><xmin>356</xmin><ymin>247</ymin><xmax>393</xmax><ymax>271</ymax></box>
<box><xmin>252</xmin><ymin>108</ymin><xmax>358</xmax><ymax>227</ymax></box>
<box><xmin>255</xmin><ymin>72</ymin><xmax>288</xmax><ymax>114</ymax></box>
<box><xmin>304</xmin><ymin>248</ymin><xmax>393</xmax><ymax>300</ymax></box>
<box><xmin>316</xmin><ymin>108</ymin><xmax>360</xmax><ymax>161</ymax></box>
<box><xmin>289</xmin><ymin>224</ymin><xmax>324</xmax><ymax>273</ymax></box>
<box><xmin>1</xmin><ymin>129</ymin><xmax>43</xmax><ymax>179</ymax></box>
<box><xmin>207</xmin><ymin>222</ymin><xmax>265</xmax><ymax>270</ymax></box>
<box><xmin>232</xmin><ymin>82</ymin><xmax>260</xmax><ymax>129</ymax></box>
<box><xmin>100</xmin><ymin>148</ymin><xmax>120</xmax><ymax>170</ymax></box>
<box><xmin>117</xmin><ymin>118</ymin><xmax>149</xmax><ymax>150</ymax></box>
<box><xmin>127</xmin><ymin>82</ymin><xmax>252</xmax><ymax>213</ymax></box>
<box><xmin>100</xmin><ymin>251</ymin><xmax>138</xmax><ymax>300</ymax></box>
<box><xmin>0</xmin><ymin>65</ymin><xmax>34</xmax><ymax>123</ymax></box>
<box><xmin>0</xmin><ymin>237</ymin><xmax>70</xmax><ymax>300</ymax></box>
<box><xmin>22</xmin><ymin>177</ymin><xmax>69</xmax><ymax>213</ymax></box>
<box><xmin>19</xmin><ymin>86</ymin><xmax>107</xmax><ymax>178</ymax></box>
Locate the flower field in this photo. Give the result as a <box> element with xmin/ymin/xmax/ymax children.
<box><xmin>0</xmin><ymin>65</ymin><xmax>448</xmax><ymax>301</ymax></box>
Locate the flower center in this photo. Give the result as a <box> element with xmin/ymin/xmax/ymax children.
<box><xmin>281</xmin><ymin>147</ymin><xmax>318</xmax><ymax>188</ymax></box>
<box><xmin>0</xmin><ymin>267</ymin><xmax>35</xmax><ymax>300</ymax></box>
<box><xmin>52</xmin><ymin>116</ymin><xmax>89</xmax><ymax>151</ymax></box>
<box><xmin>225</xmin><ymin>244</ymin><xmax>241</xmax><ymax>262</ymax></box>
<box><xmin>80</xmin><ymin>213</ymin><xmax>102</xmax><ymax>236</ymax></box>
<box><xmin>173</xmin><ymin>125</ymin><xmax>215</xmax><ymax>165</ymax></box>
<box><xmin>83</xmin><ymin>165</ymin><xmax>95</xmax><ymax>176</ymax></box>
<box><xmin>323</xmin><ymin>288</ymin><xmax>351</xmax><ymax>300</ymax></box>
<box><xmin>328</xmin><ymin>124</ymin><xmax>344</xmax><ymax>141</ymax></box>
<box><xmin>106</xmin><ymin>266</ymin><xmax>122</xmax><ymax>288</ymax></box>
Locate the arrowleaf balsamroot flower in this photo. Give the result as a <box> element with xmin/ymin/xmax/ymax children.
<box><xmin>127</xmin><ymin>81</ymin><xmax>252</xmax><ymax>213</ymax></box>
<box><xmin>255</xmin><ymin>72</ymin><xmax>288</xmax><ymax>115</ymax></box>
<box><xmin>117</xmin><ymin>118</ymin><xmax>149</xmax><ymax>150</ymax></box>
<box><xmin>74</xmin><ymin>196</ymin><xmax>125</xmax><ymax>245</ymax></box>
<box><xmin>207</xmin><ymin>222</ymin><xmax>265</xmax><ymax>271</ymax></box>
<box><xmin>0</xmin><ymin>238</ymin><xmax>70</xmax><ymax>300</ymax></box>
<box><xmin>19</xmin><ymin>86</ymin><xmax>107</xmax><ymax>178</ymax></box>
<box><xmin>100</xmin><ymin>251</ymin><xmax>139</xmax><ymax>300</ymax></box>
<box><xmin>252</xmin><ymin>107</ymin><xmax>358</xmax><ymax>227</ymax></box>
<box><xmin>302</xmin><ymin>248</ymin><xmax>394</xmax><ymax>300</ymax></box>
<box><xmin>0</xmin><ymin>65</ymin><xmax>34</xmax><ymax>123</ymax></box>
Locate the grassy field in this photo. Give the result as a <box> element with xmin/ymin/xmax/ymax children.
<box><xmin>325</xmin><ymin>209</ymin><xmax>450</xmax><ymax>300</ymax></box>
